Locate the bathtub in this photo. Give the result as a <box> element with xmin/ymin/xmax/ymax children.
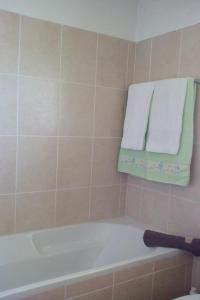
<box><xmin>0</xmin><ymin>217</ymin><xmax>192</xmax><ymax>300</ymax></box>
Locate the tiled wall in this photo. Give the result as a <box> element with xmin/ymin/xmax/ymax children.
<box><xmin>0</xmin><ymin>9</ymin><xmax>136</xmax><ymax>235</ymax></box>
<box><xmin>125</xmin><ymin>24</ymin><xmax>200</xmax><ymax>287</ymax></box>
<box><xmin>23</xmin><ymin>252</ymin><xmax>192</xmax><ymax>300</ymax></box>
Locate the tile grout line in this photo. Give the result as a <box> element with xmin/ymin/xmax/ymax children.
<box><xmin>64</xmin><ymin>284</ymin><xmax>68</xmax><ymax>300</ymax></box>
<box><xmin>139</xmin><ymin>184</ymin><xmax>169</xmax><ymax>232</ymax></box>
<box><xmin>184</xmin><ymin>263</ymin><xmax>188</xmax><ymax>294</ymax></box>
<box><xmin>128</xmin><ymin>179</ymin><xmax>200</xmax><ymax>203</ymax></box>
<box><xmin>0</xmin><ymin>184</ymin><xmax>122</xmax><ymax>198</ymax></box>
<box><xmin>166</xmin><ymin>184</ymin><xmax>172</xmax><ymax>233</ymax></box>
<box><xmin>0</xmin><ymin>72</ymin><xmax>127</xmax><ymax>91</ymax></box>
<box><xmin>151</xmin><ymin>263</ymin><xmax>156</xmax><ymax>300</ymax></box>
<box><xmin>125</xmin><ymin>41</ymin><xmax>130</xmax><ymax>87</ymax></box>
<box><xmin>124</xmin><ymin>184</ymin><xmax>128</xmax><ymax>216</ymax></box>
<box><xmin>88</xmin><ymin>33</ymin><xmax>99</xmax><ymax>220</ymax></box>
<box><xmin>133</xmin><ymin>41</ymin><xmax>137</xmax><ymax>83</ymax></box>
<box><xmin>14</xmin><ymin>15</ymin><xmax>22</xmax><ymax>233</ymax></box>
<box><xmin>54</xmin><ymin>24</ymin><xmax>63</xmax><ymax>227</ymax></box>
<box><xmin>118</xmin><ymin>176</ymin><xmax>123</xmax><ymax>216</ymax></box>
<box><xmin>66</xmin><ymin>286</ymin><xmax>113</xmax><ymax>300</ymax></box>
<box><xmin>138</xmin><ymin>185</ymin><xmax>143</xmax><ymax>222</ymax></box>
<box><xmin>140</xmin><ymin>185</ymin><xmax>171</xmax><ymax>197</ymax></box>
<box><xmin>177</xmin><ymin>29</ymin><xmax>183</xmax><ymax>77</ymax></box>
<box><xmin>119</xmin><ymin>40</ymin><xmax>130</xmax><ymax>216</ymax></box>
<box><xmin>115</xmin><ymin>271</ymin><xmax>154</xmax><ymax>287</ymax></box>
<box><xmin>148</xmin><ymin>38</ymin><xmax>153</xmax><ymax>81</ymax></box>
<box><xmin>0</xmin><ymin>134</ymin><xmax>123</xmax><ymax>139</ymax></box>
<box><xmin>112</xmin><ymin>272</ymin><xmax>115</xmax><ymax>300</ymax></box>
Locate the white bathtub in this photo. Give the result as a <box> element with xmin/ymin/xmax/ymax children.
<box><xmin>0</xmin><ymin>217</ymin><xmax>180</xmax><ymax>299</ymax></box>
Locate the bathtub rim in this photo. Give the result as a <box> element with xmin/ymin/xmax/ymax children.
<box><xmin>0</xmin><ymin>216</ymin><xmax>164</xmax><ymax>239</ymax></box>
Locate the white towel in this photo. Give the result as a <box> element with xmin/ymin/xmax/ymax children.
<box><xmin>146</xmin><ymin>78</ymin><xmax>188</xmax><ymax>154</ymax></box>
<box><xmin>121</xmin><ymin>82</ymin><xmax>155</xmax><ymax>150</ymax></box>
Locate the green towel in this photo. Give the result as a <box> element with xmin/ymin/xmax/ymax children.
<box><xmin>118</xmin><ymin>79</ymin><xmax>196</xmax><ymax>186</ymax></box>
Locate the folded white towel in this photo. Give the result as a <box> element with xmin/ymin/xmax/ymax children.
<box><xmin>121</xmin><ymin>82</ymin><xmax>155</xmax><ymax>150</ymax></box>
<box><xmin>146</xmin><ymin>78</ymin><xmax>188</xmax><ymax>154</ymax></box>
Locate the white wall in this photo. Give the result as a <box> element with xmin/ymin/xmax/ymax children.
<box><xmin>0</xmin><ymin>0</ymin><xmax>139</xmax><ymax>41</ymax></box>
<box><xmin>136</xmin><ymin>0</ymin><xmax>200</xmax><ymax>41</ymax></box>
<box><xmin>2</xmin><ymin>0</ymin><xmax>200</xmax><ymax>42</ymax></box>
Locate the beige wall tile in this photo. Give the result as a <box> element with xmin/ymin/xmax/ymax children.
<box><xmin>66</xmin><ymin>274</ymin><xmax>113</xmax><ymax>298</ymax></box>
<box><xmin>56</xmin><ymin>188</ymin><xmax>90</xmax><ymax>226</ymax></box>
<box><xmin>141</xmin><ymin>179</ymin><xmax>171</xmax><ymax>194</ymax></box>
<box><xmin>67</xmin><ymin>287</ymin><xmax>112</xmax><ymax>300</ymax></box>
<box><xmin>119</xmin><ymin>184</ymin><xmax>126</xmax><ymax>216</ymax></box>
<box><xmin>97</xmin><ymin>35</ymin><xmax>128</xmax><ymax>88</ymax></box>
<box><xmin>17</xmin><ymin>137</ymin><xmax>57</xmax><ymax>192</ymax></box>
<box><xmin>92</xmin><ymin>138</ymin><xmax>121</xmax><ymax>186</ymax></box>
<box><xmin>16</xmin><ymin>191</ymin><xmax>55</xmax><ymax>232</ymax></box>
<box><xmin>95</xmin><ymin>87</ymin><xmax>126</xmax><ymax>137</ymax></box>
<box><xmin>0</xmin><ymin>136</ymin><xmax>16</xmax><ymax>194</ymax></box>
<box><xmin>150</xmin><ymin>30</ymin><xmax>180</xmax><ymax>81</ymax></box>
<box><xmin>180</xmin><ymin>23</ymin><xmax>200</xmax><ymax>78</ymax></box>
<box><xmin>120</xmin><ymin>173</ymin><xmax>128</xmax><ymax>184</ymax></box>
<box><xmin>126</xmin><ymin>42</ymin><xmax>135</xmax><ymax>86</ymax></box>
<box><xmin>167</xmin><ymin>221</ymin><xmax>196</xmax><ymax>239</ymax></box>
<box><xmin>23</xmin><ymin>287</ymin><xmax>65</xmax><ymax>300</ymax></box>
<box><xmin>192</xmin><ymin>144</ymin><xmax>200</xmax><ymax>165</ymax></box>
<box><xmin>62</xmin><ymin>26</ymin><xmax>97</xmax><ymax>84</ymax></box>
<box><xmin>57</xmin><ymin>138</ymin><xmax>92</xmax><ymax>189</ymax></box>
<box><xmin>194</xmin><ymin>90</ymin><xmax>200</xmax><ymax>145</ymax></box>
<box><xmin>135</xmin><ymin>39</ymin><xmax>151</xmax><ymax>83</ymax></box>
<box><xmin>59</xmin><ymin>83</ymin><xmax>94</xmax><ymax>136</ymax></box>
<box><xmin>114</xmin><ymin>262</ymin><xmax>154</xmax><ymax>284</ymax></box>
<box><xmin>0</xmin><ymin>75</ymin><xmax>17</xmax><ymax>135</ymax></box>
<box><xmin>113</xmin><ymin>275</ymin><xmax>153</xmax><ymax>300</ymax></box>
<box><xmin>128</xmin><ymin>174</ymin><xmax>143</xmax><ymax>187</ymax></box>
<box><xmin>20</xmin><ymin>16</ymin><xmax>60</xmax><ymax>78</ymax></box>
<box><xmin>90</xmin><ymin>186</ymin><xmax>120</xmax><ymax>220</ymax></box>
<box><xmin>140</xmin><ymin>189</ymin><xmax>169</xmax><ymax>231</ymax></box>
<box><xmin>153</xmin><ymin>266</ymin><xmax>186</xmax><ymax>300</ymax></box>
<box><xmin>195</xmin><ymin>86</ymin><xmax>200</xmax><ymax>115</ymax></box>
<box><xmin>0</xmin><ymin>10</ymin><xmax>19</xmax><ymax>73</ymax></box>
<box><xmin>0</xmin><ymin>194</ymin><xmax>15</xmax><ymax>235</ymax></box>
<box><xmin>125</xmin><ymin>185</ymin><xmax>141</xmax><ymax>220</ymax></box>
<box><xmin>19</xmin><ymin>77</ymin><xmax>59</xmax><ymax>136</ymax></box>
<box><xmin>169</xmin><ymin>196</ymin><xmax>200</xmax><ymax>238</ymax></box>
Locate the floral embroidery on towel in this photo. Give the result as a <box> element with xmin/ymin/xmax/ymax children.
<box><xmin>119</xmin><ymin>155</ymin><xmax>189</xmax><ymax>177</ymax></box>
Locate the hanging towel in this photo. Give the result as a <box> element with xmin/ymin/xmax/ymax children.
<box><xmin>118</xmin><ymin>79</ymin><xmax>196</xmax><ymax>186</ymax></box>
<box><xmin>121</xmin><ymin>82</ymin><xmax>155</xmax><ymax>150</ymax></box>
<box><xmin>146</xmin><ymin>78</ymin><xmax>188</xmax><ymax>154</ymax></box>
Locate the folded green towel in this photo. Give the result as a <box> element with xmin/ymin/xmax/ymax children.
<box><xmin>118</xmin><ymin>79</ymin><xmax>196</xmax><ymax>186</ymax></box>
